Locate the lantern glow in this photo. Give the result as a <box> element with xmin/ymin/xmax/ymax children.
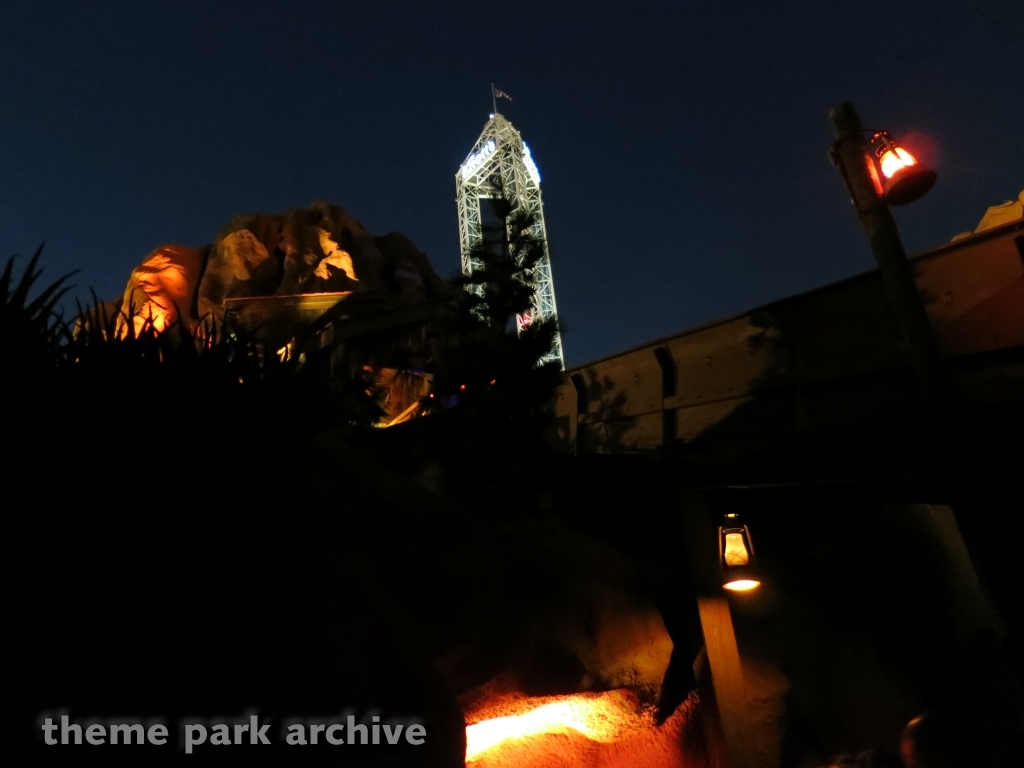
<box><xmin>870</xmin><ymin>130</ymin><xmax>936</xmax><ymax>205</ymax></box>
<box><xmin>723</xmin><ymin>532</ymin><xmax>750</xmax><ymax>566</ymax></box>
<box><xmin>724</xmin><ymin>579</ymin><xmax>761</xmax><ymax>591</ymax></box>
<box><xmin>879</xmin><ymin>146</ymin><xmax>917</xmax><ymax>179</ymax></box>
<box><xmin>719</xmin><ymin>513</ymin><xmax>761</xmax><ymax>591</ymax></box>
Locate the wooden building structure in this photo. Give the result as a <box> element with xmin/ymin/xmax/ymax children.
<box><xmin>550</xmin><ymin>215</ymin><xmax>1024</xmax><ymax>767</ymax></box>
<box><xmin>554</xmin><ymin>218</ymin><xmax>1024</xmax><ymax>468</ymax></box>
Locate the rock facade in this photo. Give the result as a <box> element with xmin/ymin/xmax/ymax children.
<box><xmin>116</xmin><ymin>200</ymin><xmax>447</xmax><ymax>329</ymax></box>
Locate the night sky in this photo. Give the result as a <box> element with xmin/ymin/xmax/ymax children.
<box><xmin>3</xmin><ymin>1</ymin><xmax>1021</xmax><ymax>367</ymax></box>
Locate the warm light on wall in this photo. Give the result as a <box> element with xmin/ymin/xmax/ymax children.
<box><xmin>719</xmin><ymin>513</ymin><xmax>761</xmax><ymax>591</ymax></box>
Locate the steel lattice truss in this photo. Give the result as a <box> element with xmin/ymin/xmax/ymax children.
<box><xmin>456</xmin><ymin>113</ymin><xmax>564</xmax><ymax>367</ymax></box>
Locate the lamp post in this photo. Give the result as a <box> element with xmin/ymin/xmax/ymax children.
<box><xmin>829</xmin><ymin>103</ymin><xmax>1024</xmax><ymax>746</ymax></box>
<box><xmin>828</xmin><ymin>102</ymin><xmax>953</xmax><ymax>440</ymax></box>
<box><xmin>679</xmin><ymin>491</ymin><xmax>759</xmax><ymax>768</ymax></box>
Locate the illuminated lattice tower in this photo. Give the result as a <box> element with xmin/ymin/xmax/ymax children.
<box><xmin>456</xmin><ymin>112</ymin><xmax>565</xmax><ymax>367</ymax></box>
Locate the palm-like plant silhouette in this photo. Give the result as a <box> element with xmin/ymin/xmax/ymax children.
<box><xmin>1</xmin><ymin>245</ymin><xmax>382</xmax><ymax>432</ymax></box>
<box><xmin>0</xmin><ymin>245</ymin><xmax>75</xmax><ymax>369</ymax></box>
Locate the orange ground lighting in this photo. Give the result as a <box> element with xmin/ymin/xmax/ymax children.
<box><xmin>464</xmin><ymin>688</ymin><xmax>693</xmax><ymax>768</ymax></box>
<box><xmin>466</xmin><ymin>694</ymin><xmax>624</xmax><ymax>761</ymax></box>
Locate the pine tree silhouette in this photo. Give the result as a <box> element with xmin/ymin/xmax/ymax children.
<box><xmin>424</xmin><ymin>194</ymin><xmax>563</xmax><ymax>515</ymax></box>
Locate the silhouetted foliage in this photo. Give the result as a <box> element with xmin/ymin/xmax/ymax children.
<box><xmin>0</xmin><ymin>245</ymin><xmax>75</xmax><ymax>370</ymax></box>
<box><xmin>69</xmin><ymin>298</ymin><xmax>293</xmax><ymax>389</ymax></box>
<box><xmin>1</xmin><ymin>246</ymin><xmax>382</xmax><ymax>434</ymax></box>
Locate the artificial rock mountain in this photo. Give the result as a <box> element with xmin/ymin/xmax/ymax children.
<box><xmin>115</xmin><ymin>200</ymin><xmax>448</xmax><ymax>331</ymax></box>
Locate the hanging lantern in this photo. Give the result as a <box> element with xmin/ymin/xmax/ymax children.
<box><xmin>870</xmin><ymin>131</ymin><xmax>936</xmax><ymax>206</ymax></box>
<box><xmin>719</xmin><ymin>513</ymin><xmax>761</xmax><ymax>591</ymax></box>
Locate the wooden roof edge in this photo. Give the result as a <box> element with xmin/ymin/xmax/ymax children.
<box><xmin>564</xmin><ymin>220</ymin><xmax>1024</xmax><ymax>374</ymax></box>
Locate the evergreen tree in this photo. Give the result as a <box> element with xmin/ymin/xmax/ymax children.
<box><xmin>424</xmin><ymin>195</ymin><xmax>563</xmax><ymax>513</ymax></box>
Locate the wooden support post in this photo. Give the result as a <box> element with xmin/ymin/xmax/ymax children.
<box><xmin>829</xmin><ymin>102</ymin><xmax>956</xmax><ymax>432</ymax></box>
<box><xmin>680</xmin><ymin>489</ymin><xmax>760</xmax><ymax>768</ymax></box>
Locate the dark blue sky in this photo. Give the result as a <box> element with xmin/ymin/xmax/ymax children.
<box><xmin>3</xmin><ymin>1</ymin><xmax>1021</xmax><ymax>366</ymax></box>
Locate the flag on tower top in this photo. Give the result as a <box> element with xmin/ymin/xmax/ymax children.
<box><xmin>494</xmin><ymin>88</ymin><xmax>512</xmax><ymax>101</ymax></box>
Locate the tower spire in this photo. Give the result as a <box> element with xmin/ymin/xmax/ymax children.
<box><xmin>455</xmin><ymin>109</ymin><xmax>565</xmax><ymax>367</ymax></box>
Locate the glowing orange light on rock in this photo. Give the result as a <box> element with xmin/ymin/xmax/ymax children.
<box><xmin>129</xmin><ymin>300</ymin><xmax>172</xmax><ymax>338</ymax></box>
<box><xmin>465</xmin><ymin>692</ymin><xmax>635</xmax><ymax>763</ymax></box>
<box><xmin>116</xmin><ymin>244</ymin><xmax>204</xmax><ymax>339</ymax></box>
<box><xmin>464</xmin><ymin>688</ymin><xmax>697</xmax><ymax>767</ymax></box>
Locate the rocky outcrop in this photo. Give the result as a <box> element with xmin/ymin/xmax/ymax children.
<box><xmin>117</xmin><ymin>243</ymin><xmax>207</xmax><ymax>336</ymax></box>
<box><xmin>117</xmin><ymin>201</ymin><xmax>447</xmax><ymax>328</ymax></box>
<box><xmin>433</xmin><ymin>518</ymin><xmax>675</xmax><ymax>707</ymax></box>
